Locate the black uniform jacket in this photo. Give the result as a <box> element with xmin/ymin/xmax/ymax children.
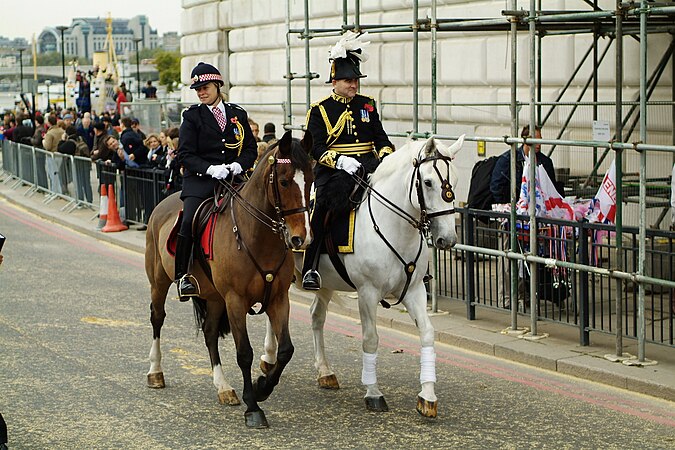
<box><xmin>177</xmin><ymin>102</ymin><xmax>257</xmax><ymax>199</ymax></box>
<box><xmin>306</xmin><ymin>91</ymin><xmax>393</xmax><ymax>189</ymax></box>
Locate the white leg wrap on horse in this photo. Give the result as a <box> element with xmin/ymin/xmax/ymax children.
<box><xmin>420</xmin><ymin>346</ymin><xmax>437</xmax><ymax>384</ymax></box>
<box><xmin>361</xmin><ymin>352</ymin><xmax>378</xmax><ymax>386</ymax></box>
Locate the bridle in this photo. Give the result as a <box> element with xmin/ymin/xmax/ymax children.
<box><xmin>220</xmin><ymin>146</ymin><xmax>310</xmax><ymax>315</ymax></box>
<box><xmin>350</xmin><ymin>144</ymin><xmax>457</xmax><ymax>308</ymax></box>
<box><xmin>409</xmin><ymin>147</ymin><xmax>457</xmax><ymax>229</ymax></box>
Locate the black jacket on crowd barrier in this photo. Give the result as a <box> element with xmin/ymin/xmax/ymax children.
<box><xmin>176</xmin><ymin>102</ymin><xmax>258</xmax><ymax>199</ymax></box>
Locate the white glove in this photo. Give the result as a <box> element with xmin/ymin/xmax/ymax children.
<box><xmin>336</xmin><ymin>155</ymin><xmax>361</xmax><ymax>175</ymax></box>
<box><xmin>225</xmin><ymin>162</ymin><xmax>243</xmax><ymax>176</ymax></box>
<box><xmin>206</xmin><ymin>164</ymin><xmax>230</xmax><ymax>180</ymax></box>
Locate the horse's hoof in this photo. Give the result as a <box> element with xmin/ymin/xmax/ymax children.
<box><xmin>416</xmin><ymin>396</ymin><xmax>438</xmax><ymax>418</ymax></box>
<box><xmin>260</xmin><ymin>360</ymin><xmax>275</xmax><ymax>375</ymax></box>
<box><xmin>218</xmin><ymin>389</ymin><xmax>241</xmax><ymax>406</ymax></box>
<box><xmin>147</xmin><ymin>372</ymin><xmax>165</xmax><ymax>389</ymax></box>
<box><xmin>365</xmin><ymin>396</ymin><xmax>389</xmax><ymax>412</ymax></box>
<box><xmin>254</xmin><ymin>376</ymin><xmax>271</xmax><ymax>403</ymax></box>
<box><xmin>317</xmin><ymin>374</ymin><xmax>340</xmax><ymax>390</ymax></box>
<box><xmin>244</xmin><ymin>410</ymin><xmax>269</xmax><ymax>428</ymax></box>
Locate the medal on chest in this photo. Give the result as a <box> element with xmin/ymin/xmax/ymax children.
<box><xmin>231</xmin><ymin>116</ymin><xmax>241</xmax><ymax>138</ymax></box>
<box><xmin>361</xmin><ymin>102</ymin><xmax>374</xmax><ymax>123</ymax></box>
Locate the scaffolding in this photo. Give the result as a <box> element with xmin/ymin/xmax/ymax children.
<box><xmin>284</xmin><ymin>0</ymin><xmax>675</xmax><ymax>362</ymax></box>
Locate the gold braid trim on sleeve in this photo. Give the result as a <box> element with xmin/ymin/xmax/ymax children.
<box><xmin>318</xmin><ymin>150</ymin><xmax>339</xmax><ymax>168</ymax></box>
<box><xmin>378</xmin><ymin>146</ymin><xmax>394</xmax><ymax>158</ymax></box>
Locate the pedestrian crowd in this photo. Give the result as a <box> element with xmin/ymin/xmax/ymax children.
<box><xmin>0</xmin><ymin>88</ymin><xmax>279</xmax><ymax>222</ymax></box>
<box><xmin>1</xmin><ymin>103</ymin><xmax>185</xmax><ymax>200</ymax></box>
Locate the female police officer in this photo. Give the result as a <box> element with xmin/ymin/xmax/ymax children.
<box><xmin>174</xmin><ymin>62</ymin><xmax>258</xmax><ymax>300</ymax></box>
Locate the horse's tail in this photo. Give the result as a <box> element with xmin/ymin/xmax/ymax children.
<box><xmin>192</xmin><ymin>298</ymin><xmax>231</xmax><ymax>337</ymax></box>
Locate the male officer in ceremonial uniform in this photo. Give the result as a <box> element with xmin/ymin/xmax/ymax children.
<box><xmin>302</xmin><ymin>32</ymin><xmax>394</xmax><ymax>290</ymax></box>
<box><xmin>174</xmin><ymin>62</ymin><xmax>258</xmax><ymax>300</ymax></box>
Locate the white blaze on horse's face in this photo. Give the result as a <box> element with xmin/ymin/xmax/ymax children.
<box><xmin>293</xmin><ymin>168</ymin><xmax>312</xmax><ymax>248</ymax></box>
<box><xmin>273</xmin><ymin>159</ymin><xmax>312</xmax><ymax>251</ymax></box>
<box><xmin>418</xmin><ymin>135</ymin><xmax>464</xmax><ymax>250</ymax></box>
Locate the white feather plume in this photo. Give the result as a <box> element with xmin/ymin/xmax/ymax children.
<box><xmin>328</xmin><ymin>31</ymin><xmax>370</xmax><ymax>62</ymax></box>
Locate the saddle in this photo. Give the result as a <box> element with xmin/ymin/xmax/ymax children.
<box><xmin>166</xmin><ymin>182</ymin><xmax>239</xmax><ymax>262</ymax></box>
<box><xmin>318</xmin><ymin>165</ymin><xmax>371</xmax><ymax>255</ymax></box>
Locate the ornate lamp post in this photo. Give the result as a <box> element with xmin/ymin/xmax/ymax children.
<box><xmin>81</xmin><ymin>23</ymin><xmax>91</xmax><ymax>60</ymax></box>
<box><xmin>56</xmin><ymin>25</ymin><xmax>69</xmax><ymax>109</ymax></box>
<box><xmin>45</xmin><ymin>79</ymin><xmax>52</xmax><ymax>112</ymax></box>
<box><xmin>17</xmin><ymin>47</ymin><xmax>26</xmax><ymax>93</ymax></box>
<box><xmin>133</xmin><ymin>37</ymin><xmax>142</xmax><ymax>99</ymax></box>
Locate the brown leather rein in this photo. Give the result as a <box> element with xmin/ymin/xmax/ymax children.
<box><xmin>220</xmin><ymin>149</ymin><xmax>309</xmax><ymax>315</ymax></box>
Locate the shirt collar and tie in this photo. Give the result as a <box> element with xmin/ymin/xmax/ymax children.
<box><xmin>208</xmin><ymin>101</ymin><xmax>227</xmax><ymax>131</ymax></box>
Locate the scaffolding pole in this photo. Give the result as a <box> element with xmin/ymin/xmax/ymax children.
<box><xmin>509</xmin><ymin>1</ymin><xmax>519</xmax><ymax>331</ymax></box>
<box><xmin>528</xmin><ymin>0</ymin><xmax>539</xmax><ymax>337</ymax></box>
<box><xmin>614</xmin><ymin>0</ymin><xmax>625</xmax><ymax>359</ymax></box>
<box><xmin>636</xmin><ymin>0</ymin><xmax>648</xmax><ymax>363</ymax></box>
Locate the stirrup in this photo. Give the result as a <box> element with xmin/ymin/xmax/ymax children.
<box><xmin>302</xmin><ymin>270</ymin><xmax>322</xmax><ymax>291</ymax></box>
<box><xmin>177</xmin><ymin>274</ymin><xmax>200</xmax><ymax>300</ymax></box>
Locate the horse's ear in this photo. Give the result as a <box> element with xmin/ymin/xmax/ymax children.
<box><xmin>423</xmin><ymin>137</ymin><xmax>437</xmax><ymax>157</ymax></box>
<box><xmin>278</xmin><ymin>130</ymin><xmax>293</xmax><ymax>155</ymax></box>
<box><xmin>301</xmin><ymin>130</ymin><xmax>313</xmax><ymax>155</ymax></box>
<box><xmin>447</xmin><ymin>134</ymin><xmax>465</xmax><ymax>159</ymax></box>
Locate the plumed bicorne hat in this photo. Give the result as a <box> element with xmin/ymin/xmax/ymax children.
<box><xmin>189</xmin><ymin>62</ymin><xmax>224</xmax><ymax>89</ymax></box>
<box><xmin>326</xmin><ymin>31</ymin><xmax>370</xmax><ymax>83</ymax></box>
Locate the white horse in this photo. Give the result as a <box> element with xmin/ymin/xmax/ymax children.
<box><xmin>261</xmin><ymin>135</ymin><xmax>464</xmax><ymax>418</ymax></box>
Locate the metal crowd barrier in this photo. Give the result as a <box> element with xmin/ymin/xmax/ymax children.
<box><xmin>2</xmin><ymin>140</ymin><xmax>97</xmax><ymax>212</ymax></box>
<box><xmin>436</xmin><ymin>208</ymin><xmax>675</xmax><ymax>349</ymax></box>
<box><xmin>1</xmin><ymin>139</ymin><xmax>171</xmax><ymax>222</ymax></box>
<box><xmin>97</xmin><ymin>161</ymin><xmax>178</xmax><ymax>226</ymax></box>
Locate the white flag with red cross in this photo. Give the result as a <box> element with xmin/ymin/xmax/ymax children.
<box><xmin>586</xmin><ymin>159</ymin><xmax>617</xmax><ymax>224</ymax></box>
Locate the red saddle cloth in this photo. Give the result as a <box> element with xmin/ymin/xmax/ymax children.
<box><xmin>166</xmin><ymin>210</ymin><xmax>218</xmax><ymax>260</ymax></box>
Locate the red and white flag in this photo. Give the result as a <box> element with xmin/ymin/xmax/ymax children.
<box><xmin>586</xmin><ymin>159</ymin><xmax>616</xmax><ymax>224</ymax></box>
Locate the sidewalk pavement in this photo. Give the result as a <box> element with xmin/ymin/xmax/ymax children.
<box><xmin>1</xmin><ymin>176</ymin><xmax>674</xmax><ymax>403</ymax></box>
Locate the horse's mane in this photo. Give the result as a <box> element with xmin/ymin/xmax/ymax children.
<box><xmin>370</xmin><ymin>139</ymin><xmax>427</xmax><ymax>184</ymax></box>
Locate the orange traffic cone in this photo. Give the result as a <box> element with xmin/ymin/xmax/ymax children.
<box><xmin>96</xmin><ymin>184</ymin><xmax>108</xmax><ymax>230</ymax></box>
<box><xmin>102</xmin><ymin>184</ymin><xmax>128</xmax><ymax>232</ymax></box>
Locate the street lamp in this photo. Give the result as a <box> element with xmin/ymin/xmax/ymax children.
<box><xmin>56</xmin><ymin>25</ymin><xmax>69</xmax><ymax>109</ymax></box>
<box><xmin>17</xmin><ymin>47</ymin><xmax>26</xmax><ymax>93</ymax></box>
<box><xmin>81</xmin><ymin>23</ymin><xmax>91</xmax><ymax>60</ymax></box>
<box><xmin>45</xmin><ymin>79</ymin><xmax>51</xmax><ymax>112</ymax></box>
<box><xmin>133</xmin><ymin>37</ymin><xmax>142</xmax><ymax>99</ymax></box>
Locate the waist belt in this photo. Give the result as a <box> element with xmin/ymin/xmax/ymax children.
<box><xmin>329</xmin><ymin>142</ymin><xmax>375</xmax><ymax>156</ymax></box>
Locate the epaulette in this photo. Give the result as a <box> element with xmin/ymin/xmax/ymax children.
<box><xmin>227</xmin><ymin>103</ymin><xmax>245</xmax><ymax>111</ymax></box>
<box><xmin>357</xmin><ymin>93</ymin><xmax>375</xmax><ymax>101</ymax></box>
<box><xmin>182</xmin><ymin>104</ymin><xmax>199</xmax><ymax>117</ymax></box>
<box><xmin>309</xmin><ymin>95</ymin><xmax>331</xmax><ymax>108</ymax></box>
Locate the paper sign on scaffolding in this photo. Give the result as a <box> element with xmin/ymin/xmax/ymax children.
<box><xmin>592</xmin><ymin>120</ymin><xmax>611</xmax><ymax>142</ymax></box>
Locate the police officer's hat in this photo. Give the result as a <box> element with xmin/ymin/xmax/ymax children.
<box><xmin>189</xmin><ymin>62</ymin><xmax>224</xmax><ymax>89</ymax></box>
<box><xmin>326</xmin><ymin>32</ymin><xmax>370</xmax><ymax>84</ymax></box>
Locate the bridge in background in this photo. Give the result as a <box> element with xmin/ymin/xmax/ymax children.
<box><xmin>0</xmin><ymin>64</ymin><xmax>158</xmax><ymax>83</ymax></box>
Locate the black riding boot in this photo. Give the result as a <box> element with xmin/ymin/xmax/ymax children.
<box><xmin>175</xmin><ymin>233</ymin><xmax>199</xmax><ymax>301</ymax></box>
<box><xmin>302</xmin><ymin>215</ymin><xmax>326</xmax><ymax>290</ymax></box>
<box><xmin>301</xmin><ymin>237</ymin><xmax>322</xmax><ymax>290</ymax></box>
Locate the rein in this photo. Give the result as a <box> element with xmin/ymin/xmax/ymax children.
<box><xmin>350</xmin><ymin>146</ymin><xmax>456</xmax><ymax>308</ymax></box>
<box><xmin>219</xmin><ymin>150</ymin><xmax>308</xmax><ymax>315</ymax></box>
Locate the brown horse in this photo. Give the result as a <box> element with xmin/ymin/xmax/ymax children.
<box><xmin>144</xmin><ymin>131</ymin><xmax>313</xmax><ymax>428</ymax></box>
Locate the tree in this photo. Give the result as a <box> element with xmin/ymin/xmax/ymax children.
<box><xmin>35</xmin><ymin>51</ymin><xmax>91</xmax><ymax>66</ymax></box>
<box><xmin>154</xmin><ymin>51</ymin><xmax>181</xmax><ymax>93</ymax></box>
